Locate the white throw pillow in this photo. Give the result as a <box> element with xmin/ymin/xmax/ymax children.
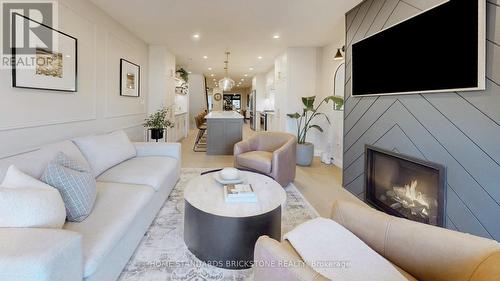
<box><xmin>1</xmin><ymin>165</ymin><xmax>54</xmax><ymax>190</ymax></box>
<box><xmin>0</xmin><ymin>165</ymin><xmax>66</xmax><ymax>228</ymax></box>
<box><xmin>72</xmin><ymin>130</ymin><xmax>137</xmax><ymax>177</ymax></box>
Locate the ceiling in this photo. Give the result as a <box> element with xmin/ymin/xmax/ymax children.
<box><xmin>90</xmin><ymin>0</ymin><xmax>361</xmax><ymax>89</ymax></box>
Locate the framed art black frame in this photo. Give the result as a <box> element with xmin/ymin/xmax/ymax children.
<box><xmin>119</xmin><ymin>58</ymin><xmax>141</xmax><ymax>97</ymax></box>
<box><xmin>11</xmin><ymin>13</ymin><xmax>78</xmax><ymax>92</ymax></box>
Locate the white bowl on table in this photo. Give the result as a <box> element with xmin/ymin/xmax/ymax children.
<box><xmin>214</xmin><ymin>168</ymin><xmax>244</xmax><ymax>184</ymax></box>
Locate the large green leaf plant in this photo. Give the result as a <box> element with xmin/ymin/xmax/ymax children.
<box><xmin>287</xmin><ymin>96</ymin><xmax>344</xmax><ymax>144</ymax></box>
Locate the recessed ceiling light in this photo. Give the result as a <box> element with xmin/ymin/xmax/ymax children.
<box><xmin>208</xmin><ymin>67</ymin><xmax>212</xmax><ymax>70</ymax></box>
<box><xmin>213</xmin><ymin>78</ymin><xmax>216</xmax><ymax>81</ymax></box>
<box><xmin>203</xmin><ymin>55</ymin><xmax>208</xmax><ymax>59</ymax></box>
<box><xmin>258</xmin><ymin>56</ymin><xmax>263</xmax><ymax>60</ymax></box>
<box><xmin>241</xmin><ymin>79</ymin><xmax>244</xmax><ymax>81</ymax></box>
<box><xmin>273</xmin><ymin>34</ymin><xmax>280</xmax><ymax>39</ymax></box>
<box><xmin>244</xmin><ymin>74</ymin><xmax>248</xmax><ymax>77</ymax></box>
<box><xmin>193</xmin><ymin>33</ymin><xmax>200</xmax><ymax>39</ymax></box>
<box><xmin>210</xmin><ymin>74</ymin><xmax>214</xmax><ymax>77</ymax></box>
<box><xmin>249</xmin><ymin>67</ymin><xmax>254</xmax><ymax>71</ymax></box>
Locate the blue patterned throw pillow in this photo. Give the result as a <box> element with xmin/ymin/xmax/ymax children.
<box><xmin>42</xmin><ymin>152</ymin><xmax>97</xmax><ymax>222</ymax></box>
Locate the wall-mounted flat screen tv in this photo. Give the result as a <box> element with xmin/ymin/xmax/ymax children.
<box><xmin>351</xmin><ymin>0</ymin><xmax>485</xmax><ymax>97</ymax></box>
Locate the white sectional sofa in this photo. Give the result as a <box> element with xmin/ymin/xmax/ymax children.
<box><xmin>0</xmin><ymin>137</ymin><xmax>181</xmax><ymax>281</ymax></box>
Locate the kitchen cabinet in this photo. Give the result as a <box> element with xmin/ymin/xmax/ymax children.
<box><xmin>267</xmin><ymin>113</ymin><xmax>277</xmax><ymax>132</ymax></box>
<box><xmin>173</xmin><ymin>113</ymin><xmax>188</xmax><ymax>141</ymax></box>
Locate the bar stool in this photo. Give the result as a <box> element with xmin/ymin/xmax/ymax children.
<box><xmin>193</xmin><ymin>114</ymin><xmax>207</xmax><ymax>152</ymax></box>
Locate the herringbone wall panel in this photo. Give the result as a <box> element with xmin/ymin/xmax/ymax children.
<box><xmin>343</xmin><ymin>0</ymin><xmax>500</xmax><ymax>240</ymax></box>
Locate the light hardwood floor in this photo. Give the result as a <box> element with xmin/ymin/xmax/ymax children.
<box><xmin>180</xmin><ymin>123</ymin><xmax>361</xmax><ymax>217</ymax></box>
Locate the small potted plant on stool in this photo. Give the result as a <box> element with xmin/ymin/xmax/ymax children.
<box><xmin>143</xmin><ymin>107</ymin><xmax>174</xmax><ymax>142</ymax></box>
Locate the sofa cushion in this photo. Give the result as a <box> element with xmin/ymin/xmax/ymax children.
<box><xmin>1</xmin><ymin>165</ymin><xmax>55</xmax><ymax>190</ymax></box>
<box><xmin>97</xmin><ymin>156</ymin><xmax>179</xmax><ymax>191</ymax></box>
<box><xmin>64</xmin><ymin>181</ymin><xmax>154</xmax><ymax>277</ymax></box>
<box><xmin>0</xmin><ymin>165</ymin><xmax>66</xmax><ymax>228</ymax></box>
<box><xmin>236</xmin><ymin>151</ymin><xmax>273</xmax><ymax>174</ymax></box>
<box><xmin>42</xmin><ymin>153</ymin><xmax>97</xmax><ymax>222</ymax></box>
<box><xmin>0</xmin><ymin>228</ymin><xmax>82</xmax><ymax>281</ymax></box>
<box><xmin>72</xmin><ymin>130</ymin><xmax>136</xmax><ymax>177</ymax></box>
<box><xmin>0</xmin><ymin>140</ymin><xmax>90</xmax><ymax>183</ymax></box>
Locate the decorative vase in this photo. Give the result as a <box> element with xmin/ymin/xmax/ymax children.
<box><xmin>296</xmin><ymin>142</ymin><xmax>314</xmax><ymax>166</ymax></box>
<box><xmin>150</xmin><ymin>128</ymin><xmax>164</xmax><ymax>140</ymax></box>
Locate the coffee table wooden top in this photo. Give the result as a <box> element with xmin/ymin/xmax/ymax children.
<box><xmin>184</xmin><ymin>171</ymin><xmax>286</xmax><ymax>218</ymax></box>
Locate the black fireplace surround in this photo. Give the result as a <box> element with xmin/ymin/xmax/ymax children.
<box><xmin>364</xmin><ymin>145</ymin><xmax>446</xmax><ymax>227</ymax></box>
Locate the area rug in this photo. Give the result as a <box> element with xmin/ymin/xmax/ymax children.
<box><xmin>118</xmin><ymin>168</ymin><xmax>318</xmax><ymax>281</ymax></box>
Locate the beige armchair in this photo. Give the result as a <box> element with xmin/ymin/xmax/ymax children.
<box><xmin>254</xmin><ymin>200</ymin><xmax>500</xmax><ymax>281</ymax></box>
<box><xmin>234</xmin><ymin>132</ymin><xmax>296</xmax><ymax>187</ymax></box>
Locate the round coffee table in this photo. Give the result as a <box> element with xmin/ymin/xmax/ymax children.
<box><xmin>183</xmin><ymin>170</ymin><xmax>286</xmax><ymax>269</ymax></box>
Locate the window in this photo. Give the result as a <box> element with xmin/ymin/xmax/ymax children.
<box><xmin>223</xmin><ymin>94</ymin><xmax>241</xmax><ymax>110</ymax></box>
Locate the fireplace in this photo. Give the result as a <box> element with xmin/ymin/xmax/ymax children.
<box><xmin>365</xmin><ymin>145</ymin><xmax>446</xmax><ymax>226</ymax></box>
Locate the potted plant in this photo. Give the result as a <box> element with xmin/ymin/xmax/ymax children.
<box><xmin>176</xmin><ymin>68</ymin><xmax>189</xmax><ymax>82</ymax></box>
<box><xmin>287</xmin><ymin>95</ymin><xmax>344</xmax><ymax>166</ymax></box>
<box><xmin>143</xmin><ymin>107</ymin><xmax>174</xmax><ymax>141</ymax></box>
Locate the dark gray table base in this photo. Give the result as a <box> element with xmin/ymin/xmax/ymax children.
<box><xmin>184</xmin><ymin>200</ymin><xmax>281</xmax><ymax>269</ymax></box>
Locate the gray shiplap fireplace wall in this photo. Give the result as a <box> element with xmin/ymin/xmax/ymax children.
<box><xmin>343</xmin><ymin>0</ymin><xmax>500</xmax><ymax>241</ymax></box>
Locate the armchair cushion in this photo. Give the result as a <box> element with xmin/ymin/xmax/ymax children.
<box><xmin>235</xmin><ymin>151</ymin><xmax>273</xmax><ymax>174</ymax></box>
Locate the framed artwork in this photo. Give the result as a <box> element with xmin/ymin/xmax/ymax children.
<box><xmin>120</xmin><ymin>59</ymin><xmax>140</xmax><ymax>97</ymax></box>
<box><xmin>12</xmin><ymin>13</ymin><xmax>78</xmax><ymax>92</ymax></box>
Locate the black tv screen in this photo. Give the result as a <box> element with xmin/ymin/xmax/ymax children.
<box><xmin>351</xmin><ymin>0</ymin><xmax>485</xmax><ymax>97</ymax></box>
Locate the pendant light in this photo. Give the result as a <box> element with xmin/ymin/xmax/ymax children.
<box><xmin>219</xmin><ymin>52</ymin><xmax>235</xmax><ymax>91</ymax></box>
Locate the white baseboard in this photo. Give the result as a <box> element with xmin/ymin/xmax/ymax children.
<box><xmin>333</xmin><ymin>158</ymin><xmax>343</xmax><ymax>168</ymax></box>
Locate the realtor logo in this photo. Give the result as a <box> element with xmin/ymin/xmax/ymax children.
<box><xmin>1</xmin><ymin>0</ymin><xmax>58</xmax><ymax>68</ymax></box>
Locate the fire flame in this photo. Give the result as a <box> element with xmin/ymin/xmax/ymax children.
<box><xmin>393</xmin><ymin>180</ymin><xmax>430</xmax><ymax>209</ymax></box>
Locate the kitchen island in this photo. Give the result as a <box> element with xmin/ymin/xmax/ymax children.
<box><xmin>205</xmin><ymin>111</ymin><xmax>244</xmax><ymax>155</ymax></box>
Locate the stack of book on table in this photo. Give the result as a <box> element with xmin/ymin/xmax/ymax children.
<box><xmin>224</xmin><ymin>184</ymin><xmax>257</xmax><ymax>203</ymax></box>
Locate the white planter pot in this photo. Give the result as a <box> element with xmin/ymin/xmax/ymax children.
<box><xmin>296</xmin><ymin>142</ymin><xmax>314</xmax><ymax>166</ymax></box>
